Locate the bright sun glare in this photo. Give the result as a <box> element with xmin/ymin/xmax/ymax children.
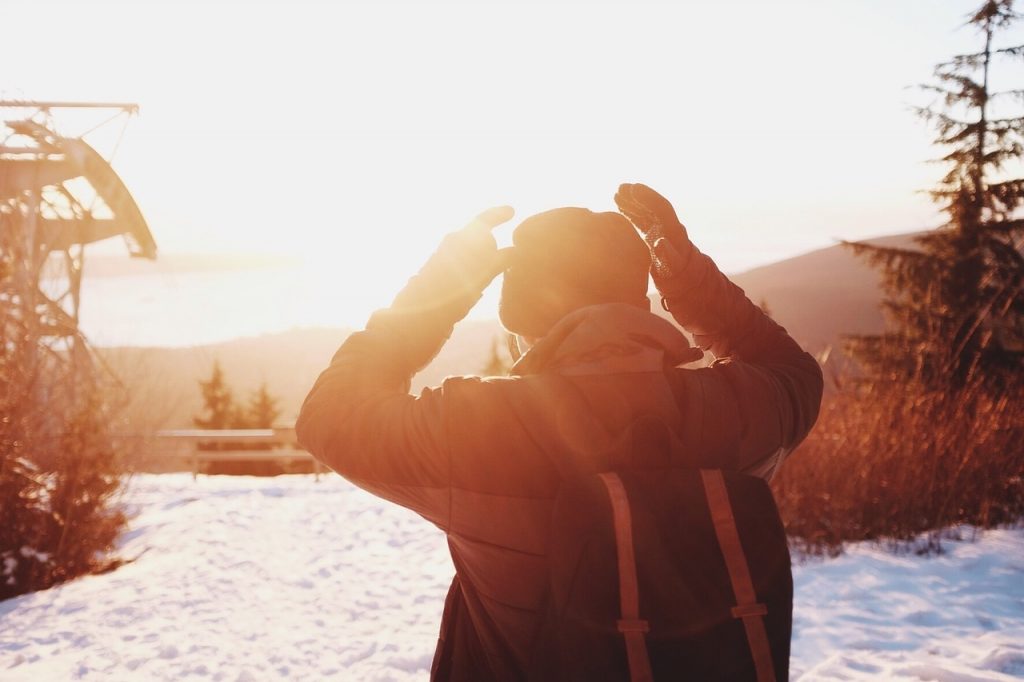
<box><xmin>5</xmin><ymin>0</ymin><xmax>1020</xmax><ymax>339</ymax></box>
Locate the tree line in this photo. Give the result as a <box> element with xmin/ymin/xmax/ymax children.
<box><xmin>192</xmin><ymin>360</ymin><xmax>281</xmax><ymax>430</ymax></box>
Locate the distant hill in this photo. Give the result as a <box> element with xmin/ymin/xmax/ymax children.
<box><xmin>102</xmin><ymin>231</ymin><xmax>921</xmax><ymax>432</ymax></box>
<box><xmin>100</xmin><ymin>320</ymin><xmax>506</xmax><ymax>432</ymax></box>
<box><xmin>727</xmin><ymin>231</ymin><xmax>920</xmax><ymax>355</ymax></box>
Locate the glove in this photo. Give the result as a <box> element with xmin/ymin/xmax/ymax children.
<box><xmin>615</xmin><ymin>183</ymin><xmax>762</xmax><ymax>356</ymax></box>
<box><xmin>365</xmin><ymin>206</ymin><xmax>515</xmax><ymax>374</ymax></box>
<box><xmin>389</xmin><ymin>205</ymin><xmax>514</xmax><ymax>317</ymax></box>
<box><xmin>613</xmin><ymin>183</ymin><xmax>700</xmax><ymax>304</ymax></box>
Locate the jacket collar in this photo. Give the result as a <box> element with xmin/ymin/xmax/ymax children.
<box><xmin>510</xmin><ymin>303</ymin><xmax>703</xmax><ymax>377</ymax></box>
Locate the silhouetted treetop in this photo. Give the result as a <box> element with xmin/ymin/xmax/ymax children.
<box><xmin>844</xmin><ymin>0</ymin><xmax>1024</xmax><ymax>389</ymax></box>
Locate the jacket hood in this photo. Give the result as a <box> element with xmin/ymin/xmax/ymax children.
<box><xmin>510</xmin><ymin>303</ymin><xmax>704</xmax><ymax>377</ymax></box>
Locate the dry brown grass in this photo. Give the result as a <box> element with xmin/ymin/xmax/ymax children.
<box><xmin>772</xmin><ymin>372</ymin><xmax>1024</xmax><ymax>555</ymax></box>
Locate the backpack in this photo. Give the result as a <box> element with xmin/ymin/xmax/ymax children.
<box><xmin>528</xmin><ymin>467</ymin><xmax>792</xmax><ymax>681</ymax></box>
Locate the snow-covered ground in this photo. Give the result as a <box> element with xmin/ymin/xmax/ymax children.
<box><xmin>1</xmin><ymin>474</ymin><xmax>1022</xmax><ymax>681</ymax></box>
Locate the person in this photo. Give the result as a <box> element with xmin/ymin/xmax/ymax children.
<box><xmin>296</xmin><ymin>183</ymin><xmax>824</xmax><ymax>681</ymax></box>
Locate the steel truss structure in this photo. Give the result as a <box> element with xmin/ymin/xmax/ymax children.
<box><xmin>0</xmin><ymin>101</ymin><xmax>156</xmax><ymax>379</ymax></box>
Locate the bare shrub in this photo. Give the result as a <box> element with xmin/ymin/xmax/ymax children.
<box><xmin>1</xmin><ymin>251</ymin><xmax>128</xmax><ymax>599</ymax></box>
<box><xmin>0</xmin><ymin>363</ymin><xmax>128</xmax><ymax>600</ymax></box>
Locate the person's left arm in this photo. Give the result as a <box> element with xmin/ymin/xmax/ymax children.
<box><xmin>295</xmin><ymin>207</ymin><xmax>514</xmax><ymax>528</ymax></box>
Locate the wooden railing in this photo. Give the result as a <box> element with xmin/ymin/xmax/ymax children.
<box><xmin>154</xmin><ymin>427</ymin><xmax>326</xmax><ymax>479</ymax></box>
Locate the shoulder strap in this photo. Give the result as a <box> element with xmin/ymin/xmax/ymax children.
<box><xmin>700</xmin><ymin>469</ymin><xmax>777</xmax><ymax>682</ymax></box>
<box><xmin>598</xmin><ymin>473</ymin><xmax>654</xmax><ymax>682</ymax></box>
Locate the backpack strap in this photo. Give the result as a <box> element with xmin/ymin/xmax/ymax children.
<box><xmin>700</xmin><ymin>469</ymin><xmax>777</xmax><ymax>682</ymax></box>
<box><xmin>598</xmin><ymin>473</ymin><xmax>654</xmax><ymax>682</ymax></box>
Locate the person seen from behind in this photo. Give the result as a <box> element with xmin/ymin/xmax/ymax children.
<box><xmin>297</xmin><ymin>184</ymin><xmax>824</xmax><ymax>680</ymax></box>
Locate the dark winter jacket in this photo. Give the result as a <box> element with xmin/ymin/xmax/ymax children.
<box><xmin>296</xmin><ymin>249</ymin><xmax>824</xmax><ymax>681</ymax></box>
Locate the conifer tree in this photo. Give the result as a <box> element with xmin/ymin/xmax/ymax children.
<box><xmin>193</xmin><ymin>360</ymin><xmax>237</xmax><ymax>429</ymax></box>
<box><xmin>246</xmin><ymin>382</ymin><xmax>281</xmax><ymax>428</ymax></box>
<box><xmin>845</xmin><ymin>0</ymin><xmax>1024</xmax><ymax>389</ymax></box>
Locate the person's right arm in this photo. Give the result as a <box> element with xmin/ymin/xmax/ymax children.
<box><xmin>615</xmin><ymin>183</ymin><xmax>823</xmax><ymax>479</ymax></box>
<box><xmin>295</xmin><ymin>207</ymin><xmax>515</xmax><ymax>526</ymax></box>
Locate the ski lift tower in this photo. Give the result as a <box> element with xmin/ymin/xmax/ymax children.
<box><xmin>0</xmin><ymin>101</ymin><xmax>157</xmax><ymax>381</ymax></box>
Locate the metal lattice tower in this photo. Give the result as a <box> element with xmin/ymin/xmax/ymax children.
<box><xmin>0</xmin><ymin>101</ymin><xmax>157</xmax><ymax>387</ymax></box>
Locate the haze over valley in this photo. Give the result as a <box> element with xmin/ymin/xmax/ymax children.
<box><xmin>98</xmin><ymin>232</ymin><xmax>915</xmax><ymax>433</ymax></box>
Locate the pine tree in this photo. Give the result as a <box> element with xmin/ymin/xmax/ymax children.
<box><xmin>193</xmin><ymin>360</ymin><xmax>238</xmax><ymax>429</ymax></box>
<box><xmin>845</xmin><ymin>0</ymin><xmax>1024</xmax><ymax>389</ymax></box>
<box><xmin>246</xmin><ymin>382</ymin><xmax>281</xmax><ymax>428</ymax></box>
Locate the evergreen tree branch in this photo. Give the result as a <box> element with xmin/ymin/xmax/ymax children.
<box><xmin>994</xmin><ymin>44</ymin><xmax>1024</xmax><ymax>57</ymax></box>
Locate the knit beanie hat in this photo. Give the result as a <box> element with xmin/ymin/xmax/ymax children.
<box><xmin>499</xmin><ymin>207</ymin><xmax>651</xmax><ymax>338</ymax></box>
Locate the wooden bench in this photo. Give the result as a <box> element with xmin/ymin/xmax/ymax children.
<box><xmin>155</xmin><ymin>427</ymin><xmax>326</xmax><ymax>479</ymax></box>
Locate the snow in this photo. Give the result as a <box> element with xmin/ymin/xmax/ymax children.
<box><xmin>1</xmin><ymin>474</ymin><xmax>1022</xmax><ymax>681</ymax></box>
<box><xmin>792</xmin><ymin>530</ymin><xmax>1024</xmax><ymax>680</ymax></box>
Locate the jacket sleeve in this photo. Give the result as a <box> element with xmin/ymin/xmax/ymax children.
<box><xmin>294</xmin><ymin>324</ymin><xmax>453</xmax><ymax>528</ymax></box>
<box><xmin>294</xmin><ymin>236</ymin><xmax>494</xmax><ymax>529</ymax></box>
<box><xmin>664</xmin><ymin>248</ymin><xmax>824</xmax><ymax>480</ymax></box>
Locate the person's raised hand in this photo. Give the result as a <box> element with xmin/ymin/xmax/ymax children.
<box><xmin>372</xmin><ymin>205</ymin><xmax>515</xmax><ymax>373</ymax></box>
<box><xmin>437</xmin><ymin>205</ymin><xmax>516</xmax><ymax>294</ymax></box>
<box><xmin>614</xmin><ymin>183</ymin><xmax>694</xmax><ymax>300</ymax></box>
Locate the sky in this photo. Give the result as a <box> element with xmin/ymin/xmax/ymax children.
<box><xmin>4</xmin><ymin>0</ymin><xmax>1023</xmax><ymax>330</ymax></box>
